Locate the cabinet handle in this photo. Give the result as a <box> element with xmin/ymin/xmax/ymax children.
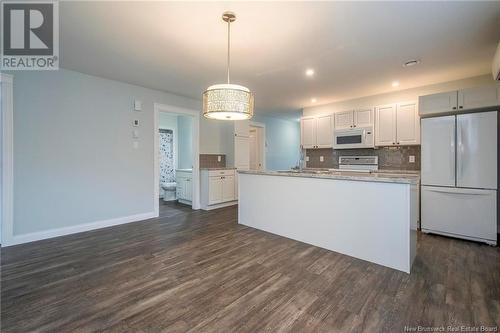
<box><xmin>459</xmin><ymin>106</ymin><xmax>463</xmax><ymax>109</ymax></box>
<box><xmin>353</xmin><ymin>124</ymin><xmax>356</xmax><ymax>127</ymax></box>
<box><xmin>392</xmin><ymin>142</ymin><xmax>395</xmax><ymax>145</ymax></box>
<box><xmin>397</xmin><ymin>142</ymin><xmax>400</xmax><ymax>145</ymax></box>
<box><xmin>452</xmin><ymin>107</ymin><xmax>457</xmax><ymax>110</ymax></box>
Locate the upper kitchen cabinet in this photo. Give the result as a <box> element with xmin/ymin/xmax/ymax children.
<box><xmin>316</xmin><ymin>115</ymin><xmax>334</xmax><ymax>147</ymax></box>
<box><xmin>300</xmin><ymin>114</ymin><xmax>333</xmax><ymax>149</ymax></box>
<box><xmin>354</xmin><ymin>108</ymin><xmax>374</xmax><ymax>127</ymax></box>
<box><xmin>458</xmin><ymin>85</ymin><xmax>500</xmax><ymax>110</ymax></box>
<box><xmin>300</xmin><ymin>116</ymin><xmax>316</xmax><ymax>148</ymax></box>
<box><xmin>234</xmin><ymin>120</ymin><xmax>250</xmax><ymax>137</ymax></box>
<box><xmin>396</xmin><ymin>102</ymin><xmax>420</xmax><ymax>145</ymax></box>
<box><xmin>375</xmin><ymin>104</ymin><xmax>397</xmax><ymax>146</ymax></box>
<box><xmin>334</xmin><ymin>109</ymin><xmax>373</xmax><ymax>130</ymax></box>
<box><xmin>419</xmin><ymin>84</ymin><xmax>500</xmax><ymax>116</ymax></box>
<box><xmin>375</xmin><ymin>102</ymin><xmax>419</xmax><ymax>146</ymax></box>
<box><xmin>334</xmin><ymin>111</ymin><xmax>354</xmax><ymax>130</ymax></box>
<box><xmin>419</xmin><ymin>91</ymin><xmax>458</xmax><ymax>116</ymax></box>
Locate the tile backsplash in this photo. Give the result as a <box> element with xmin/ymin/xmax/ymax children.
<box><xmin>199</xmin><ymin>154</ymin><xmax>226</xmax><ymax>168</ymax></box>
<box><xmin>306</xmin><ymin>146</ymin><xmax>421</xmax><ymax>170</ymax></box>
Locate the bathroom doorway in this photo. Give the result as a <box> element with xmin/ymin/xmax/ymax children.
<box><xmin>153</xmin><ymin>103</ymin><xmax>200</xmax><ymax>215</ymax></box>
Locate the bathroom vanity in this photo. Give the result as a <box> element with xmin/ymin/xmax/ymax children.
<box><xmin>176</xmin><ymin>169</ymin><xmax>193</xmax><ymax>205</ymax></box>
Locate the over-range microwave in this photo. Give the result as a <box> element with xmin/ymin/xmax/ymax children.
<box><xmin>333</xmin><ymin>126</ymin><xmax>374</xmax><ymax>149</ymax></box>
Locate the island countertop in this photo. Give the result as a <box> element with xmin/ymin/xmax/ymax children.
<box><xmin>238</xmin><ymin>169</ymin><xmax>420</xmax><ymax>185</ymax></box>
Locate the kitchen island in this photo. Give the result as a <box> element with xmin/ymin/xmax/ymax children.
<box><xmin>238</xmin><ymin>170</ymin><xmax>420</xmax><ymax>273</ymax></box>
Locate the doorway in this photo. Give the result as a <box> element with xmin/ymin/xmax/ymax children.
<box><xmin>154</xmin><ymin>103</ymin><xmax>201</xmax><ymax>215</ymax></box>
<box><xmin>249</xmin><ymin>122</ymin><xmax>266</xmax><ymax>171</ymax></box>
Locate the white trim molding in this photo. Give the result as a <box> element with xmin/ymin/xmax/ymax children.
<box><xmin>3</xmin><ymin>212</ymin><xmax>156</xmax><ymax>247</ymax></box>
<box><xmin>154</xmin><ymin>103</ymin><xmax>201</xmax><ymax>215</ymax></box>
<box><xmin>1</xmin><ymin>73</ymin><xmax>14</xmax><ymax>246</ymax></box>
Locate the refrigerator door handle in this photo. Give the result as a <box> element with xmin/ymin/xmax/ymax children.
<box><xmin>457</xmin><ymin>124</ymin><xmax>463</xmax><ymax>181</ymax></box>
<box><xmin>426</xmin><ymin>187</ymin><xmax>493</xmax><ymax>195</ymax></box>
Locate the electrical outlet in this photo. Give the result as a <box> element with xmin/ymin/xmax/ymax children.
<box><xmin>217</xmin><ymin>155</ymin><xmax>221</xmax><ymax>162</ymax></box>
<box><xmin>320</xmin><ymin>156</ymin><xmax>324</xmax><ymax>162</ymax></box>
<box><xmin>133</xmin><ymin>141</ymin><xmax>139</xmax><ymax>149</ymax></box>
<box><xmin>409</xmin><ymin>155</ymin><xmax>415</xmax><ymax>163</ymax></box>
<box><xmin>306</xmin><ymin>156</ymin><xmax>310</xmax><ymax>162</ymax></box>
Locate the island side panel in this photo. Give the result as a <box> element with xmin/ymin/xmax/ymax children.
<box><xmin>238</xmin><ymin>173</ymin><xmax>413</xmax><ymax>273</ymax></box>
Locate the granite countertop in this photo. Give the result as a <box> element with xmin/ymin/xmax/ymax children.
<box><xmin>238</xmin><ymin>169</ymin><xmax>420</xmax><ymax>185</ymax></box>
<box><xmin>200</xmin><ymin>167</ymin><xmax>237</xmax><ymax>171</ymax></box>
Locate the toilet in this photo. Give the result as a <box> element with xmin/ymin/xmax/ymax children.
<box><xmin>162</xmin><ymin>182</ymin><xmax>177</xmax><ymax>201</ymax></box>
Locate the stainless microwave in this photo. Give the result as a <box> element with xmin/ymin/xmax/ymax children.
<box><xmin>333</xmin><ymin>126</ymin><xmax>374</xmax><ymax>149</ymax></box>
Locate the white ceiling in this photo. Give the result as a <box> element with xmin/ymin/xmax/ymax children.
<box><xmin>60</xmin><ymin>1</ymin><xmax>500</xmax><ymax>114</ymax></box>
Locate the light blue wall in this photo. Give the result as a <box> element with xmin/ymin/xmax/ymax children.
<box><xmin>8</xmin><ymin>69</ymin><xmax>215</xmax><ymax>236</ymax></box>
<box><xmin>253</xmin><ymin>113</ymin><xmax>301</xmax><ymax>170</ymax></box>
<box><xmin>177</xmin><ymin>115</ymin><xmax>193</xmax><ymax>169</ymax></box>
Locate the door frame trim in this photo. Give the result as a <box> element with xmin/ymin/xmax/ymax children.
<box><xmin>250</xmin><ymin>121</ymin><xmax>266</xmax><ymax>170</ymax></box>
<box><xmin>1</xmin><ymin>74</ymin><xmax>14</xmax><ymax>246</ymax></box>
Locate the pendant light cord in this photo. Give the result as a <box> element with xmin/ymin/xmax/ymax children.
<box><xmin>227</xmin><ymin>19</ymin><xmax>231</xmax><ymax>84</ymax></box>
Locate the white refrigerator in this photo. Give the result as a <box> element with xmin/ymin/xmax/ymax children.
<box><xmin>421</xmin><ymin>111</ymin><xmax>498</xmax><ymax>245</ymax></box>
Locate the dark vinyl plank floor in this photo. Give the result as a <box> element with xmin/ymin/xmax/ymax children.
<box><xmin>1</xmin><ymin>201</ymin><xmax>499</xmax><ymax>332</ymax></box>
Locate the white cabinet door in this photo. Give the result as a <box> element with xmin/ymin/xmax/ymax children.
<box><xmin>315</xmin><ymin>115</ymin><xmax>333</xmax><ymax>148</ymax></box>
<box><xmin>234</xmin><ymin>120</ymin><xmax>250</xmax><ymax>137</ymax></box>
<box><xmin>421</xmin><ymin>116</ymin><xmax>456</xmax><ymax>187</ymax></box>
<box><xmin>457</xmin><ymin>112</ymin><xmax>497</xmax><ymax>189</ymax></box>
<box><xmin>184</xmin><ymin>178</ymin><xmax>192</xmax><ymax>201</ymax></box>
<box><xmin>334</xmin><ymin>111</ymin><xmax>354</xmax><ymax>130</ymax></box>
<box><xmin>176</xmin><ymin>179</ymin><xmax>185</xmax><ymax>200</ymax></box>
<box><xmin>222</xmin><ymin>175</ymin><xmax>235</xmax><ymax>201</ymax></box>
<box><xmin>396</xmin><ymin>102</ymin><xmax>420</xmax><ymax>145</ymax></box>
<box><xmin>458</xmin><ymin>85</ymin><xmax>500</xmax><ymax>111</ymax></box>
<box><xmin>208</xmin><ymin>176</ymin><xmax>223</xmax><ymax>204</ymax></box>
<box><xmin>375</xmin><ymin>104</ymin><xmax>397</xmax><ymax>146</ymax></box>
<box><xmin>234</xmin><ymin>136</ymin><xmax>250</xmax><ymax>169</ymax></box>
<box><xmin>300</xmin><ymin>117</ymin><xmax>316</xmax><ymax>148</ymax></box>
<box><xmin>418</xmin><ymin>91</ymin><xmax>458</xmax><ymax>116</ymax></box>
<box><xmin>354</xmin><ymin>108</ymin><xmax>373</xmax><ymax>127</ymax></box>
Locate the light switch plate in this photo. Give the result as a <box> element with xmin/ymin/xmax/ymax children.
<box><xmin>320</xmin><ymin>156</ymin><xmax>324</xmax><ymax>162</ymax></box>
<box><xmin>134</xmin><ymin>99</ymin><xmax>142</xmax><ymax>111</ymax></box>
<box><xmin>133</xmin><ymin>141</ymin><xmax>139</xmax><ymax>149</ymax></box>
<box><xmin>133</xmin><ymin>129</ymin><xmax>139</xmax><ymax>138</ymax></box>
<box><xmin>409</xmin><ymin>155</ymin><xmax>415</xmax><ymax>163</ymax></box>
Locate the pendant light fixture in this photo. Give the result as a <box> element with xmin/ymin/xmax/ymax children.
<box><xmin>203</xmin><ymin>11</ymin><xmax>254</xmax><ymax>120</ymax></box>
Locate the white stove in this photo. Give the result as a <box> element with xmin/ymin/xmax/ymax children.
<box><xmin>336</xmin><ymin>156</ymin><xmax>379</xmax><ymax>173</ymax></box>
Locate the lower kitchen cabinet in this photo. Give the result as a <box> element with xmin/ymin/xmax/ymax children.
<box><xmin>201</xmin><ymin>169</ymin><xmax>237</xmax><ymax>210</ymax></box>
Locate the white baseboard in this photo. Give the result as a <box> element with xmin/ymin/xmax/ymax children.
<box><xmin>201</xmin><ymin>201</ymin><xmax>237</xmax><ymax>211</ymax></box>
<box><xmin>2</xmin><ymin>211</ymin><xmax>157</xmax><ymax>247</ymax></box>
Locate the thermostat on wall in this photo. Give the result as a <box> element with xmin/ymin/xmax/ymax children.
<box><xmin>134</xmin><ymin>99</ymin><xmax>142</xmax><ymax>111</ymax></box>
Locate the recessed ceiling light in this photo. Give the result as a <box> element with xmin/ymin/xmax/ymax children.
<box><xmin>392</xmin><ymin>81</ymin><xmax>400</xmax><ymax>87</ymax></box>
<box><xmin>311</xmin><ymin>98</ymin><xmax>317</xmax><ymax>103</ymax></box>
<box><xmin>305</xmin><ymin>69</ymin><xmax>315</xmax><ymax>77</ymax></box>
<box><xmin>403</xmin><ymin>59</ymin><xmax>420</xmax><ymax>67</ymax></box>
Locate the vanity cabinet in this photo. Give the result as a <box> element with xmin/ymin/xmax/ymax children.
<box><xmin>300</xmin><ymin>114</ymin><xmax>333</xmax><ymax>149</ymax></box>
<box><xmin>201</xmin><ymin>169</ymin><xmax>237</xmax><ymax>210</ymax></box>
<box><xmin>375</xmin><ymin>102</ymin><xmax>419</xmax><ymax>146</ymax></box>
<box><xmin>176</xmin><ymin>170</ymin><xmax>192</xmax><ymax>204</ymax></box>
<box><xmin>419</xmin><ymin>84</ymin><xmax>500</xmax><ymax>116</ymax></box>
